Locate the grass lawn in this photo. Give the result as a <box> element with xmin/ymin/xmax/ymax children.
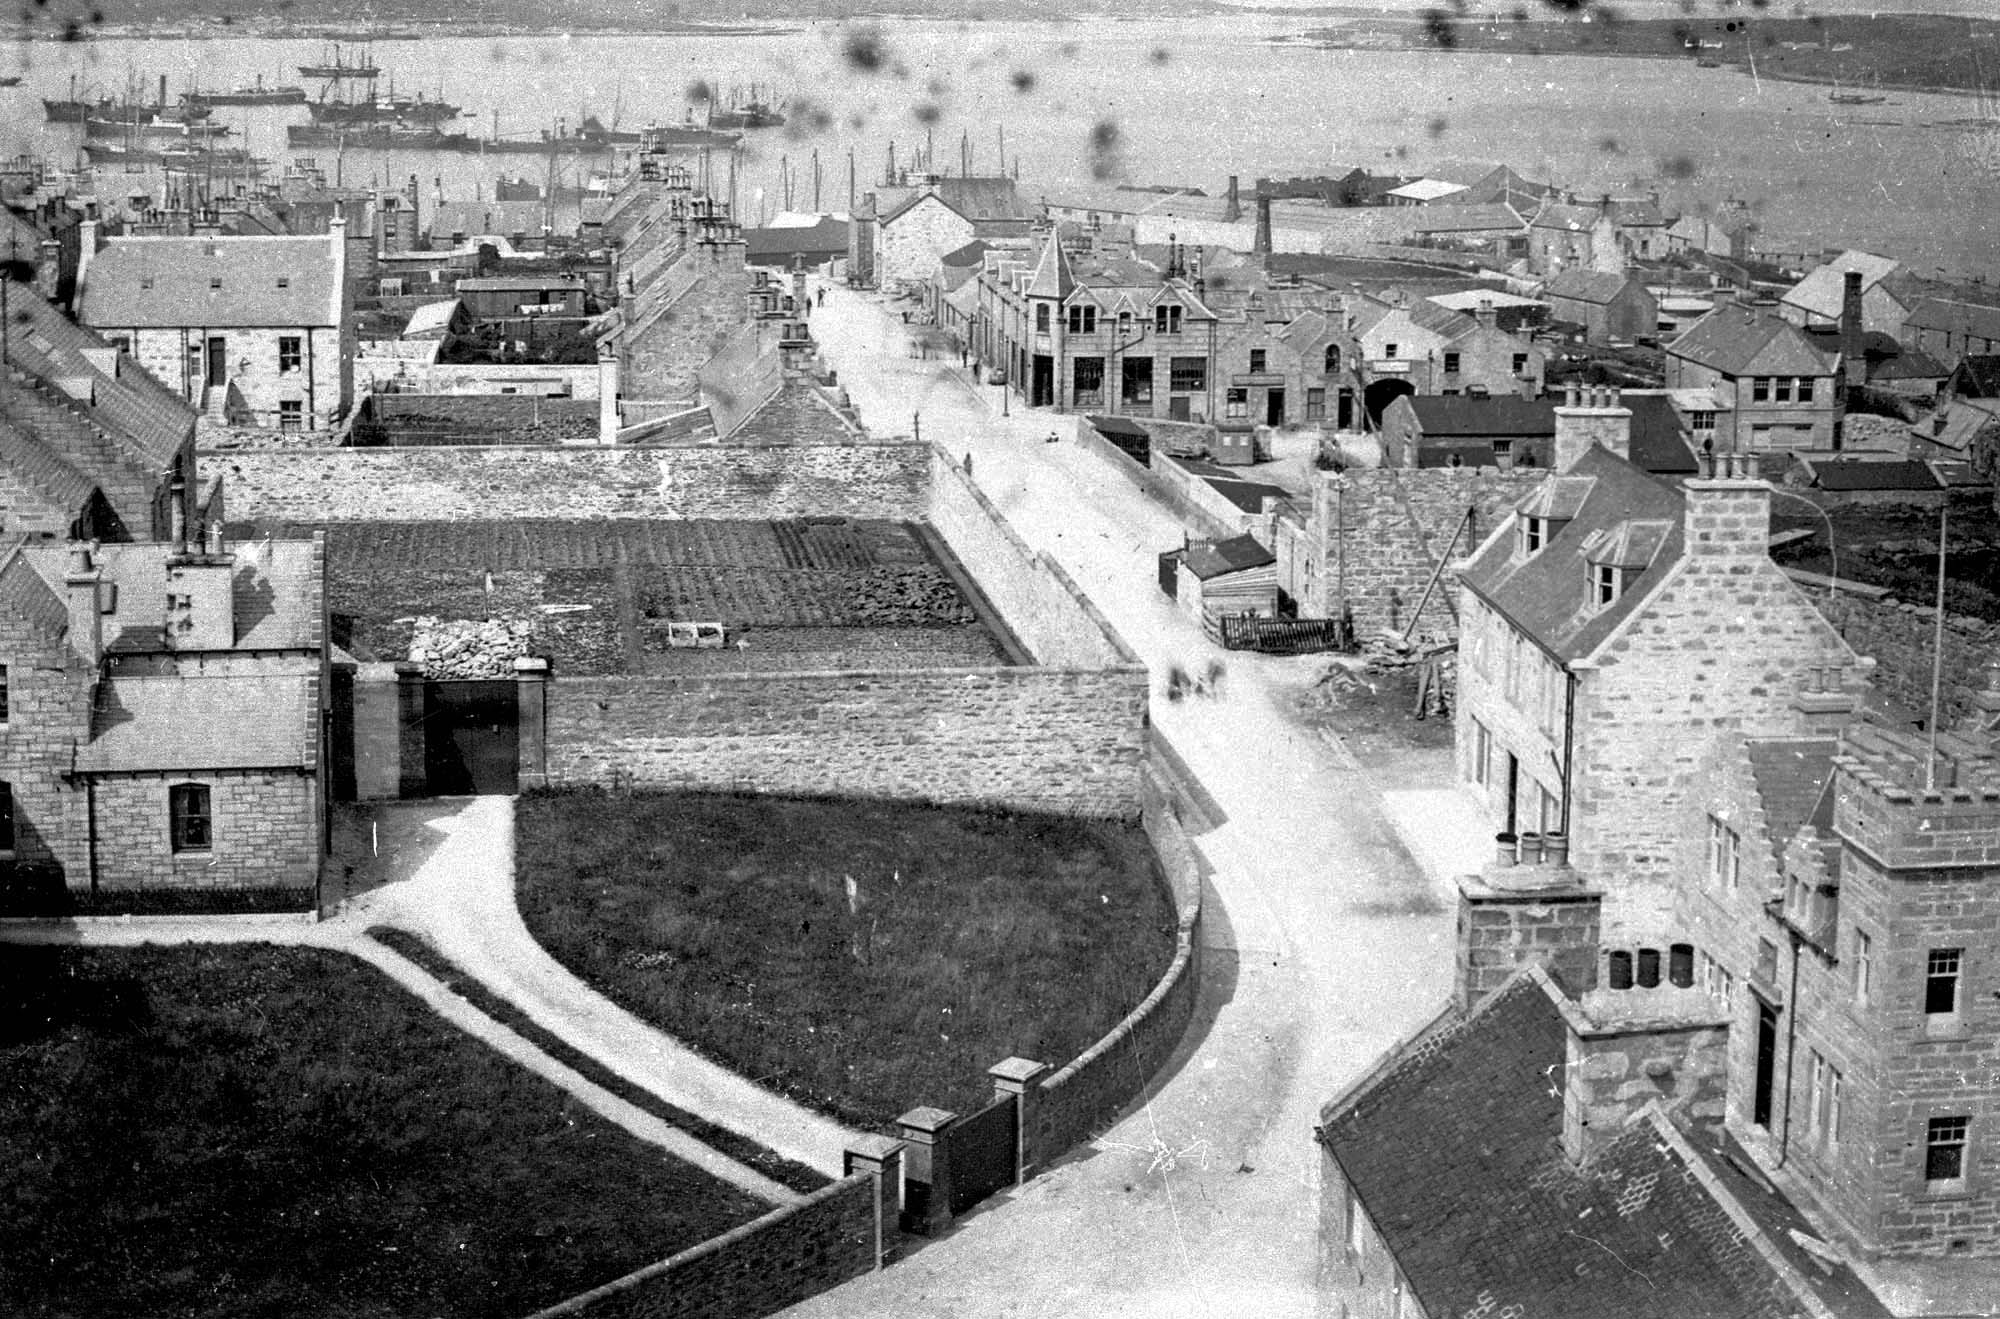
<box><xmin>515</xmin><ymin>790</ymin><xmax>1178</xmax><ymax>1130</ymax></box>
<box><xmin>0</xmin><ymin>944</ymin><xmax>768</xmax><ymax>1319</ymax></box>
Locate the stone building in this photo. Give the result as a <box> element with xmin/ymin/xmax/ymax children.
<box><xmin>1</xmin><ymin>286</ymin><xmax>198</xmax><ymax>543</ymax></box>
<box><xmin>1453</xmin><ymin>410</ymin><xmax>1862</xmax><ymax>943</ymax></box>
<box><xmin>75</xmin><ymin>225</ymin><xmax>354</xmax><ymax>432</ymax></box>
<box><xmin>1664</xmin><ymin>301</ymin><xmax>1841</xmax><ymax>453</ymax></box>
<box><xmin>1525</xmin><ymin>199</ymin><xmax>1619</xmax><ymax>277</ymax></box>
<box><xmin>1779</xmin><ymin>250</ymin><xmax>1920</xmax><ymax>338</ymax></box>
<box><xmin>850</xmin><ymin>175</ymin><xmax>1030</xmax><ymax>292</ymax></box>
<box><xmin>0</xmin><ymin>524</ymin><xmax>327</xmax><ymax>910</ymax></box>
<box><xmin>1541</xmin><ymin>269</ymin><xmax>1658</xmax><ymax>345</ymax></box>
<box><xmin>1347</xmin><ymin>294</ymin><xmax>1544</xmax><ymax>414</ymax></box>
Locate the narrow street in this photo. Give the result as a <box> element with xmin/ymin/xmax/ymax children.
<box><xmin>783</xmin><ymin>283</ymin><xmax>1480</xmax><ymax>1317</ymax></box>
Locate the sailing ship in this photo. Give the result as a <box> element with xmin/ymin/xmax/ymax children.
<box><xmin>83</xmin><ymin>141</ymin><xmax>257</xmax><ymax>167</ymax></box>
<box><xmin>308</xmin><ymin>89</ymin><xmax>460</xmax><ymax>123</ymax></box>
<box><xmin>706</xmin><ymin>86</ymin><xmax>785</xmax><ymax>131</ymax></box>
<box><xmin>287</xmin><ymin>123</ymin><xmax>474</xmax><ymax>151</ymax></box>
<box><xmin>193</xmin><ymin>75</ymin><xmax>307</xmax><ymax>106</ymax></box>
<box><xmin>298</xmin><ymin>44</ymin><xmax>381</xmax><ymax>80</ymax></box>
<box><xmin>45</xmin><ymin>75</ymin><xmax>211</xmax><ymax>124</ymax></box>
<box><xmin>84</xmin><ymin>115</ymin><xmax>233</xmax><ymax>141</ymax></box>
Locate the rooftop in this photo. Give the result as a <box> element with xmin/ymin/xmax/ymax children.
<box><xmin>1181</xmin><ymin>532</ymin><xmax>1276</xmax><ymax>580</ymax></box>
<box><xmin>1402</xmin><ymin>396</ymin><xmax>1556</xmax><ymax>438</ymax></box>
<box><xmin>1667</xmin><ymin>304</ymin><xmax>1836</xmax><ymax>378</ymax></box>
<box><xmin>76</xmin><ymin>671</ymin><xmax>317</xmax><ymax>773</ymax></box>
<box><xmin>78</xmin><ymin>234</ymin><xmax>342</xmax><ymax>329</ymax></box>
<box><xmin>1543</xmin><ymin>269</ymin><xmax>1637</xmax><ymax>305</ymax></box>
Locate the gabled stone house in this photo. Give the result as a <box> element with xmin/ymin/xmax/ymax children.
<box><xmin>75</xmin><ymin>226</ymin><xmax>354</xmax><ymax>432</ymax></box>
<box><xmin>851</xmin><ymin>175</ymin><xmax>1031</xmax><ymax>291</ymax></box>
<box><xmin>1663</xmin><ymin>301</ymin><xmax>1841</xmax><ymax>453</ymax></box>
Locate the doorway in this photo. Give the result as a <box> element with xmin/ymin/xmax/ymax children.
<box><xmin>1753</xmin><ymin>998</ymin><xmax>1779</xmax><ymax>1127</ymax></box>
<box><xmin>206</xmin><ymin>336</ymin><xmax>228</xmax><ymax>388</ymax></box>
<box><xmin>1032</xmin><ymin>354</ymin><xmax>1054</xmax><ymax>408</ymax></box>
<box><xmin>1266</xmin><ymin>388</ymin><xmax>1285</xmax><ymax>427</ymax></box>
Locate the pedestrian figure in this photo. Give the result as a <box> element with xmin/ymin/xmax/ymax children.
<box><xmin>816</xmin><ymin>287</ymin><xmax>826</xmax><ymax>308</ymax></box>
<box><xmin>1203</xmin><ymin>659</ymin><xmax>1226</xmax><ymax>697</ymax></box>
<box><xmin>1164</xmin><ymin>664</ymin><xmax>1190</xmax><ymax>702</ymax></box>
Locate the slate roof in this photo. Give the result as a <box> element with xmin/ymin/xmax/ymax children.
<box><xmin>1406</xmin><ymin>396</ymin><xmax>1556</xmax><ymax>438</ymax></box>
<box><xmin>402</xmin><ymin>299</ymin><xmax>463</xmax><ymax>339</ymax></box>
<box><xmin>1667</xmin><ymin>304</ymin><xmax>1836</xmax><ymax>377</ymax></box>
<box><xmin>1744</xmin><ymin>738</ymin><xmax>1839</xmax><ymax>857</ymax></box>
<box><xmin>1952</xmin><ymin>355</ymin><xmax>2000</xmax><ymax>399</ymax></box>
<box><xmin>78</xmin><ymin>234</ymin><xmax>342</xmax><ymax>329</ymax></box>
<box><xmin>1905</xmin><ymin>298</ymin><xmax>2000</xmax><ymax>343</ymax></box>
<box><xmin>1407</xmin><ymin>204</ymin><xmax>1526</xmax><ymax>235</ymax></box>
<box><xmin>456</xmin><ymin>277</ymin><xmax>585</xmax><ymax>294</ymax></box>
<box><xmin>1427</xmin><ymin>288</ymin><xmax>1543</xmax><ymax>313</ymax></box>
<box><xmin>430</xmin><ymin>200</ymin><xmax>551</xmax><ymax>239</ymax></box>
<box><xmin>1182</xmin><ymin>532</ymin><xmax>1275</xmax><ymax>580</ymax></box>
<box><xmin>1801</xmin><ymin>458</ymin><xmax>1943</xmax><ymax>492</ymax></box>
<box><xmin>76</xmin><ymin>672</ymin><xmax>317</xmax><ymax>773</ymax></box>
<box><xmin>1023</xmin><ymin>236</ymin><xmax>1078</xmax><ymax>300</ymax></box>
<box><xmin>1385</xmin><ymin>178</ymin><xmax>1468</xmax><ymax>203</ymax></box>
<box><xmin>1781</xmin><ymin>250</ymin><xmax>1905</xmax><ymax>321</ymax></box>
<box><xmin>4</xmin><ymin>288</ymin><xmax>194</xmax><ymax>475</ymax></box>
<box><xmin>0</xmin><ymin>542</ymin><xmax>73</xmax><ymax>644</ymax></box>
<box><xmin>1459</xmin><ymin>445</ymin><xmax>1685</xmax><ymax>662</ymax></box>
<box><xmin>1544</xmin><ymin>269</ymin><xmax>1638</xmax><ymax>305</ymax></box>
<box><xmin>1529</xmin><ymin>201</ymin><xmax>1602</xmax><ymax>232</ymax></box>
<box><xmin>1626</xmin><ymin>393</ymin><xmax>1698</xmax><ymax>475</ymax></box>
<box><xmin>1869</xmin><ymin>345</ymin><xmax>1947</xmax><ymax>382</ymax></box>
<box><xmin>1922</xmin><ymin>398</ymin><xmax>2000</xmax><ymax>453</ymax></box>
<box><xmin>879</xmin><ymin>177</ymin><xmax>1027</xmax><ymax>224</ymax></box>
<box><xmin>742</xmin><ymin>217</ymin><xmax>850</xmax><ymax>265</ymax></box>
<box><xmin>20</xmin><ymin>538</ymin><xmax>322</xmax><ymax>653</ymax></box>
<box><xmin>1319</xmin><ymin>971</ymin><xmax>1896</xmax><ymax>1319</ymax></box>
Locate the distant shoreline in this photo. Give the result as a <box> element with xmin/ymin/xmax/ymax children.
<box><xmin>12</xmin><ymin>22</ymin><xmax>809</xmax><ymax>43</ymax></box>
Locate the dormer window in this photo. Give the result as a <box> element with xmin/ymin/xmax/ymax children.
<box><xmin>1591</xmin><ymin>562</ymin><xmax>1620</xmax><ymax>607</ymax></box>
<box><xmin>1520</xmin><ymin>516</ymin><xmax>1548</xmax><ymax>556</ymax></box>
<box><xmin>1384</xmin><ymin>342</ymin><xmax>1400</xmax><ymax>359</ymax></box>
<box><xmin>1156</xmin><ymin>304</ymin><xmax>1182</xmax><ymax>334</ymax></box>
<box><xmin>1066</xmin><ymin>305</ymin><xmax>1097</xmax><ymax>335</ymax></box>
<box><xmin>1036</xmin><ymin>304</ymin><xmax>1050</xmax><ymax>333</ymax></box>
<box><xmin>1250</xmin><ymin>349</ymin><xmax>1267</xmax><ymax>374</ymax></box>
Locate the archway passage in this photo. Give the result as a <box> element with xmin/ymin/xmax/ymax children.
<box><xmin>1363</xmin><ymin>377</ymin><xmax>1415</xmax><ymax>429</ymax></box>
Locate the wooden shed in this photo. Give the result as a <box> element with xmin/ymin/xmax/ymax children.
<box><xmin>1175</xmin><ymin>533</ymin><xmax>1279</xmax><ymax>631</ymax></box>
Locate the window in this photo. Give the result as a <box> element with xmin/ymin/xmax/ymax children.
<box><xmin>1752</xmin><ymin>376</ymin><xmax>1770</xmax><ymax>402</ymax></box>
<box><xmin>1699</xmin><ymin>952</ymin><xmax>1734</xmax><ymax>1006</ymax></box>
<box><xmin>1824</xmin><ymin>1065</ymin><xmax>1843</xmax><ymax>1151</ymax></box>
<box><xmin>1344</xmin><ymin>1179</ymin><xmax>1365</xmax><ymax>1260</ymax></box>
<box><xmin>1470</xmin><ymin>717</ymin><xmax>1493</xmax><ymax>789</ymax></box>
<box><xmin>1608</xmin><ymin>950</ymin><xmax>1634</xmax><ymax>990</ymax></box>
<box><xmin>1383</xmin><ymin>342</ymin><xmax>1399</xmax><ymax>359</ymax></box>
<box><xmin>1926</xmin><ymin>948</ymin><xmax>1963</xmax><ymax>1031</ymax></box>
<box><xmin>1170</xmin><ymin>357</ymin><xmax>1207</xmax><ymax>393</ymax></box>
<box><xmin>1305</xmin><ymin>387</ymin><xmax>1326</xmax><ymax>420</ymax></box>
<box><xmin>1926</xmin><ymin>1116</ymin><xmax>1969</xmax><ymax>1191</ymax></box>
<box><xmin>1249</xmin><ymin>349</ymin><xmax>1267</xmax><ymax>374</ymax></box>
<box><xmin>1854</xmin><ymin>929</ymin><xmax>1873</xmax><ymax>1005</ymax></box>
<box><xmin>279</xmin><ymin>400</ymin><xmax>304</xmax><ymax>432</ymax></box>
<box><xmin>1708</xmin><ymin>817</ymin><xmax>1740</xmax><ymax>890</ymax></box>
<box><xmin>1689</xmin><ymin>410</ymin><xmax>1717</xmax><ymax>435</ymax></box>
<box><xmin>1591</xmin><ymin>562</ymin><xmax>1620</xmax><ymax>608</ymax></box>
<box><xmin>1225</xmin><ymin>387</ymin><xmax>1249</xmax><ymax>419</ymax></box>
<box><xmin>1035</xmin><ymin>304</ymin><xmax>1050</xmax><ymax>333</ymax></box>
<box><xmin>1121</xmin><ymin>357</ymin><xmax>1153</xmax><ymax>404</ymax></box>
<box><xmin>1519</xmin><ymin>516</ymin><xmax>1547</xmax><ymax>557</ymax></box>
<box><xmin>1669</xmin><ymin>943</ymin><xmax>1694</xmax><ymax>988</ymax></box>
<box><xmin>1155</xmin><ymin>304</ymin><xmax>1182</xmax><ymax>334</ymax></box>
<box><xmin>1072</xmin><ymin>357</ymin><xmax>1104</xmax><ymax>408</ymax></box>
<box><xmin>169</xmin><ymin>783</ymin><xmax>212</xmax><ymax>853</ymax></box>
<box><xmin>107</xmin><ymin>335</ymin><xmax>129</xmax><ymax>354</ymax></box>
<box><xmin>1443</xmin><ymin>351</ymin><xmax>1462</xmax><ymax>374</ymax></box>
<box><xmin>1774</xmin><ymin>377</ymin><xmax>1794</xmax><ymax>402</ymax></box>
<box><xmin>0</xmin><ymin>662</ymin><xmax>8</xmax><ymax>723</ymax></box>
<box><xmin>1637</xmin><ymin>948</ymin><xmax>1662</xmax><ymax>988</ymax></box>
<box><xmin>1325</xmin><ymin>344</ymin><xmax>1343</xmax><ymax>373</ymax></box>
<box><xmin>1512</xmin><ymin>352</ymin><xmax>1528</xmax><ymax>374</ymax></box>
<box><xmin>278</xmin><ymin>336</ymin><xmax>303</xmax><ymax>374</ymax></box>
<box><xmin>0</xmin><ymin>781</ymin><xmax>12</xmax><ymax>853</ymax></box>
<box><xmin>1066</xmin><ymin>305</ymin><xmax>1097</xmax><ymax>335</ymax></box>
<box><xmin>1753</xmin><ymin>939</ymin><xmax>1781</xmax><ymax>989</ymax></box>
<box><xmin>140</xmin><ymin>275</ymin><xmax>155</xmax><ymax>290</ymax></box>
<box><xmin>1798</xmin><ymin>376</ymin><xmax>1815</xmax><ymax>403</ymax></box>
<box><xmin>1807</xmin><ymin>1051</ymin><xmax>1826</xmax><ymax>1140</ymax></box>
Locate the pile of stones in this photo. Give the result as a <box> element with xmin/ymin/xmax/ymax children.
<box><xmin>408</xmin><ymin>616</ymin><xmax>535</xmax><ymax>679</ymax></box>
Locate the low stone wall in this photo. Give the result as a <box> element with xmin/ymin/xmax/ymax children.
<box><xmin>927</xmin><ymin>449</ymin><xmax>1142</xmax><ymax>669</ymax></box>
<box><xmin>1794</xmin><ymin>569</ymin><xmax>2000</xmax><ymax>728</ymax></box>
<box><xmin>1151</xmin><ymin>453</ymin><xmax>1273</xmax><ymax>543</ymax></box>
<box><xmin>1030</xmin><ymin>766</ymin><xmax>1206</xmax><ymax>1162</ymax></box>
<box><xmin>546</xmin><ymin>667</ymin><xmax>1148</xmax><ymax>819</ymax></box>
<box><xmin>1071</xmin><ymin>425</ymin><xmax>1240</xmax><ymax>543</ymax></box>
<box><xmin>524</xmin><ymin>1172</ymin><xmax>881</xmax><ymax>1319</ymax></box>
<box><xmin>208</xmin><ymin>441</ymin><xmax>933</xmax><ymax>523</ymax></box>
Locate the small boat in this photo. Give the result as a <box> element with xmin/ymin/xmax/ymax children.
<box><xmin>194</xmin><ymin>75</ymin><xmax>308</xmax><ymax>106</ymax></box>
<box><xmin>1695</xmin><ymin>58</ymin><xmax>1722</xmax><ymax>69</ymax></box>
<box><xmin>1829</xmin><ymin>92</ymin><xmax>1888</xmax><ymax>105</ymax></box>
<box><xmin>299</xmin><ymin>44</ymin><xmax>381</xmax><ymax>80</ymax></box>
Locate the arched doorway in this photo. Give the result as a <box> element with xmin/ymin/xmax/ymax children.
<box><xmin>1363</xmin><ymin>377</ymin><xmax>1415</xmax><ymax>429</ymax></box>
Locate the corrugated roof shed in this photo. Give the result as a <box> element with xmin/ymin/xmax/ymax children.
<box><xmin>78</xmin><ymin>234</ymin><xmax>341</xmax><ymax>329</ymax></box>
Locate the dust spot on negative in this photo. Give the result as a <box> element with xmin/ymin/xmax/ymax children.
<box><xmin>914</xmin><ymin>102</ymin><xmax>941</xmax><ymax>126</ymax></box>
<box><xmin>1421</xmin><ymin>8</ymin><xmax>1458</xmax><ymax>48</ymax></box>
<box><xmin>1088</xmin><ymin>119</ymin><xmax>1127</xmax><ymax>182</ymax></box>
<box><xmin>842</xmin><ymin>26</ymin><xmax>888</xmax><ymax>74</ymax></box>
<box><xmin>1393</xmin><ymin>143</ymin><xmax>1410</xmax><ymax>159</ymax></box>
<box><xmin>1544</xmin><ymin>0</ymin><xmax>1588</xmax><ymax>12</ymax></box>
<box><xmin>1150</xmin><ymin>47</ymin><xmax>1170</xmax><ymax>64</ymax></box>
<box><xmin>687</xmin><ymin>80</ymin><xmax>713</xmax><ymax>106</ymax></box>
<box><xmin>1060</xmin><ymin>41</ymin><xmax>1080</xmax><ymax>57</ymax></box>
<box><xmin>1598</xmin><ymin>135</ymin><xmax>1624</xmax><ymax>153</ymax></box>
<box><xmin>1659</xmin><ymin>153</ymin><xmax>1699</xmax><ymax>180</ymax></box>
<box><xmin>1427</xmin><ymin>115</ymin><xmax>1449</xmax><ymax>138</ymax></box>
<box><xmin>488</xmin><ymin>42</ymin><xmax>510</xmax><ymax>63</ymax></box>
<box><xmin>1011</xmin><ymin>69</ymin><xmax>1036</xmax><ymax>93</ymax></box>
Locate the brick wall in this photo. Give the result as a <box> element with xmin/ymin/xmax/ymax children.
<box><xmin>87</xmin><ymin>770</ymin><xmax>319</xmax><ymax>891</ymax></box>
<box><xmin>545</xmin><ymin>667</ymin><xmax>1147</xmax><ymax>819</ymax></box>
<box><xmin>1029</xmin><ymin>768</ymin><xmax>1203</xmax><ymax>1159</ymax></box>
<box><xmin>927</xmin><ymin>449</ymin><xmax>1142</xmax><ymax>669</ymax></box>
<box><xmin>1312</xmin><ymin>467</ymin><xmax>1545</xmax><ymax>633</ymax></box>
<box><xmin>209</xmin><ymin>442</ymin><xmax>933</xmax><ymax>523</ymax></box>
<box><xmin>526</xmin><ymin>1173</ymin><xmax>881</xmax><ymax>1319</ymax></box>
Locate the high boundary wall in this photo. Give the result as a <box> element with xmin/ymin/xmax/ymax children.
<box><xmin>927</xmin><ymin>449</ymin><xmax>1142</xmax><ymax>669</ymax></box>
<box><xmin>1312</xmin><ymin>466</ymin><xmax>1547</xmax><ymax>637</ymax></box>
<box><xmin>1070</xmin><ymin>424</ymin><xmax>1240</xmax><ymax>543</ymax></box>
<box><xmin>208</xmin><ymin>441</ymin><xmax>933</xmax><ymax>523</ymax></box>
<box><xmin>1790</xmin><ymin>568</ymin><xmax>2000</xmax><ymax>729</ymax></box>
<box><xmin>545</xmin><ymin>667</ymin><xmax>1147</xmax><ymax>819</ymax></box>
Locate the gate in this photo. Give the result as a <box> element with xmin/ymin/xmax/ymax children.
<box><xmin>423</xmin><ymin>680</ymin><xmax>519</xmax><ymax>796</ymax></box>
<box><xmin>944</xmin><ymin>1094</ymin><xmax>1017</xmax><ymax>1217</ymax></box>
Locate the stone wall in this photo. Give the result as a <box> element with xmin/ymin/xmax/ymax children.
<box><xmin>1070</xmin><ymin>424</ymin><xmax>1239</xmax><ymax>543</ymax></box>
<box><xmin>624</xmin><ymin>240</ymin><xmax>753</xmax><ymax>404</ymax></box>
<box><xmin>1310</xmin><ymin>466</ymin><xmax>1545</xmax><ymax>634</ymax></box>
<box><xmin>1453</xmin><ymin>869</ymin><xmax>1603</xmax><ymax>1011</ymax></box>
<box><xmin>0</xmin><ymin>602</ymin><xmax>95</xmax><ymax>884</ymax></box>
<box><xmin>1150</xmin><ymin>453</ymin><xmax>1270</xmax><ymax>543</ymax></box>
<box><xmin>117</xmin><ymin>324</ymin><xmax>346</xmax><ymax>430</ymax></box>
<box><xmin>525</xmin><ymin>1173</ymin><xmax>882</xmax><ymax>1319</ymax></box>
<box><xmin>546</xmin><ymin>668</ymin><xmax>1147</xmax><ymax>819</ymax></box>
<box><xmin>88</xmin><ymin>769</ymin><xmax>320</xmax><ymax>891</ymax></box>
<box><xmin>926</xmin><ymin>449</ymin><xmax>1142</xmax><ymax>669</ymax></box>
<box><xmin>1798</xmin><ymin>571</ymin><xmax>2000</xmax><ymax>730</ymax></box>
<box><xmin>356</xmin><ymin>361</ymin><xmax>603</xmax><ymax>399</ymax></box>
<box><xmin>1559</xmin><ymin>998</ymin><xmax>1729</xmax><ymax>1167</ymax></box>
<box><xmin>1030</xmin><ymin>767</ymin><xmax>1204</xmax><ymax>1160</ymax></box>
<box><xmin>210</xmin><ymin>442</ymin><xmax>933</xmax><ymax>523</ymax></box>
<box><xmin>1316</xmin><ymin>1152</ymin><xmax>1431</xmax><ymax>1319</ymax></box>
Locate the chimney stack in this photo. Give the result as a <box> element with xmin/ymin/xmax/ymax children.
<box><xmin>1553</xmin><ymin>383</ymin><xmax>1631</xmax><ymax>472</ymax></box>
<box><xmin>1474</xmin><ymin>296</ymin><xmax>1496</xmax><ymax>329</ymax></box>
<box><xmin>1254</xmin><ymin>192</ymin><xmax>1272</xmax><ymax>256</ymax></box>
<box><xmin>63</xmin><ymin>543</ymin><xmax>103</xmax><ymax>670</ymax></box>
<box><xmin>1841</xmin><ymin>268</ymin><xmax>1866</xmax><ymax>388</ymax></box>
<box><xmin>1222</xmin><ymin>175</ymin><xmax>1241</xmax><ymax>223</ymax></box>
<box><xmin>596</xmin><ymin>350</ymin><xmax>620</xmax><ymax>446</ymax></box>
<box><xmin>1556</xmin><ymin>985</ymin><xmax>1730</xmax><ymax>1167</ymax></box>
<box><xmin>1683</xmin><ymin>449</ymin><xmax>1771</xmax><ymax>561</ymax></box>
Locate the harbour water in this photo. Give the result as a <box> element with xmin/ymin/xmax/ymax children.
<box><xmin>2</xmin><ymin>15</ymin><xmax>1996</xmax><ymax>276</ymax></box>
